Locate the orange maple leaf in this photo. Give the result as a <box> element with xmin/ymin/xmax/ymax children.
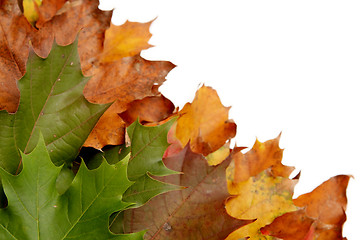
<box><xmin>100</xmin><ymin>20</ymin><xmax>154</xmax><ymax>62</ymax></box>
<box><xmin>83</xmin><ymin>55</ymin><xmax>175</xmax><ymax>149</ymax></box>
<box><xmin>119</xmin><ymin>95</ymin><xmax>175</xmax><ymax>126</ymax></box>
<box><xmin>261</xmin><ymin>175</ymin><xmax>350</xmax><ymax>240</ymax></box>
<box><xmin>175</xmin><ymin>85</ymin><xmax>236</xmax><ymax>156</ymax></box>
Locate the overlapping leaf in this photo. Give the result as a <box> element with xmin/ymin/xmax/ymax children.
<box><xmin>176</xmin><ymin>85</ymin><xmax>236</xmax><ymax>156</ymax></box>
<box><xmin>100</xmin><ymin>20</ymin><xmax>154</xmax><ymax>62</ymax></box>
<box><xmin>0</xmin><ymin>134</ymin><xmax>144</xmax><ymax>239</ymax></box>
<box><xmin>122</xmin><ymin>145</ymin><xmax>253</xmax><ymax>240</ymax></box>
<box><xmin>83</xmin><ymin>54</ymin><xmax>175</xmax><ymax>150</ymax></box>
<box><xmin>0</xmin><ymin>39</ymin><xmax>108</xmax><ymax>173</ymax></box>
<box><xmin>80</xmin><ymin>119</ymin><xmax>181</xmax><ymax>210</ymax></box>
<box><xmin>23</xmin><ymin>0</ymin><xmax>42</xmax><ymax>25</ymax></box>
<box><xmin>0</xmin><ymin>0</ymin><xmax>33</xmax><ymax>113</ymax></box>
<box><xmin>261</xmin><ymin>175</ymin><xmax>350</xmax><ymax>240</ymax></box>
<box><xmin>225</xmin><ymin>136</ymin><xmax>298</xmax><ymax>240</ymax></box>
<box><xmin>0</xmin><ymin>0</ymin><xmax>112</xmax><ymax>112</ymax></box>
<box><xmin>119</xmin><ymin>95</ymin><xmax>175</xmax><ymax>126</ymax></box>
<box><xmin>0</xmin><ymin>1</ymin><xmax>352</xmax><ymax>239</ymax></box>
<box><xmin>123</xmin><ymin>119</ymin><xmax>181</xmax><ymax>207</ymax></box>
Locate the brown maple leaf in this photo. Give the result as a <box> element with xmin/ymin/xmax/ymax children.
<box><xmin>119</xmin><ymin>95</ymin><xmax>175</xmax><ymax>126</ymax></box>
<box><xmin>120</xmin><ymin>145</ymin><xmax>253</xmax><ymax>240</ymax></box>
<box><xmin>0</xmin><ymin>0</ymin><xmax>33</xmax><ymax>112</ymax></box>
<box><xmin>226</xmin><ymin>135</ymin><xmax>295</xmax><ymax>184</ymax></box>
<box><xmin>176</xmin><ymin>85</ymin><xmax>237</xmax><ymax>156</ymax></box>
<box><xmin>34</xmin><ymin>0</ymin><xmax>68</xmax><ymax>28</ymax></box>
<box><xmin>0</xmin><ymin>0</ymin><xmax>112</xmax><ymax>112</ymax></box>
<box><xmin>261</xmin><ymin>175</ymin><xmax>350</xmax><ymax>240</ymax></box>
<box><xmin>30</xmin><ymin>0</ymin><xmax>112</xmax><ymax>65</ymax></box>
<box><xmin>83</xmin><ymin>55</ymin><xmax>175</xmax><ymax>149</ymax></box>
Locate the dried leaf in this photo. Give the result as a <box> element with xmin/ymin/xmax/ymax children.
<box><xmin>293</xmin><ymin>175</ymin><xmax>349</xmax><ymax>239</ymax></box>
<box><xmin>261</xmin><ymin>175</ymin><xmax>350</xmax><ymax>240</ymax></box>
<box><xmin>225</xmin><ymin>171</ymin><xmax>298</xmax><ymax>240</ymax></box>
<box><xmin>100</xmin><ymin>20</ymin><xmax>154</xmax><ymax>62</ymax></box>
<box><xmin>123</xmin><ymin>145</ymin><xmax>253</xmax><ymax>240</ymax></box>
<box><xmin>23</xmin><ymin>0</ymin><xmax>42</xmax><ymax>25</ymax></box>
<box><xmin>260</xmin><ymin>209</ymin><xmax>315</xmax><ymax>240</ymax></box>
<box><xmin>83</xmin><ymin>55</ymin><xmax>175</xmax><ymax>149</ymax></box>
<box><xmin>206</xmin><ymin>142</ymin><xmax>231</xmax><ymax>166</ymax></box>
<box><xmin>30</xmin><ymin>0</ymin><xmax>112</xmax><ymax>61</ymax></box>
<box><xmin>119</xmin><ymin>95</ymin><xmax>175</xmax><ymax>126</ymax></box>
<box><xmin>293</xmin><ymin>175</ymin><xmax>349</xmax><ymax>225</ymax></box>
<box><xmin>226</xmin><ymin>135</ymin><xmax>294</xmax><ymax>184</ymax></box>
<box><xmin>35</xmin><ymin>0</ymin><xmax>68</xmax><ymax>28</ymax></box>
<box><xmin>83</xmin><ymin>103</ymin><xmax>126</xmax><ymax>149</ymax></box>
<box><xmin>0</xmin><ymin>0</ymin><xmax>33</xmax><ymax>112</ymax></box>
<box><xmin>176</xmin><ymin>85</ymin><xmax>236</xmax><ymax>156</ymax></box>
<box><xmin>225</xmin><ymin>136</ymin><xmax>297</xmax><ymax>239</ymax></box>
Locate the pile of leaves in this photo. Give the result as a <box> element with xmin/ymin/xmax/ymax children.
<box><xmin>0</xmin><ymin>0</ymin><xmax>350</xmax><ymax>239</ymax></box>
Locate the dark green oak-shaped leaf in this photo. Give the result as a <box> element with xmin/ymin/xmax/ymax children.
<box><xmin>0</xmin><ymin>39</ymin><xmax>109</xmax><ymax>173</ymax></box>
<box><xmin>0</xmin><ymin>134</ymin><xmax>144</xmax><ymax>240</ymax></box>
<box><xmin>123</xmin><ymin>145</ymin><xmax>253</xmax><ymax>240</ymax></box>
<box><xmin>86</xmin><ymin>120</ymin><xmax>182</xmax><ymax>213</ymax></box>
<box><xmin>122</xmin><ymin>119</ymin><xmax>182</xmax><ymax>208</ymax></box>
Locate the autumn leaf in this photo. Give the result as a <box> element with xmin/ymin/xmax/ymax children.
<box><xmin>226</xmin><ymin>171</ymin><xmax>298</xmax><ymax>240</ymax></box>
<box><xmin>261</xmin><ymin>175</ymin><xmax>350</xmax><ymax>240</ymax></box>
<box><xmin>23</xmin><ymin>0</ymin><xmax>42</xmax><ymax>25</ymax></box>
<box><xmin>0</xmin><ymin>0</ymin><xmax>33</xmax><ymax>113</ymax></box>
<box><xmin>293</xmin><ymin>175</ymin><xmax>349</xmax><ymax>226</ymax></box>
<box><xmin>78</xmin><ymin>119</ymin><xmax>182</xmax><ymax>231</ymax></box>
<box><xmin>119</xmin><ymin>95</ymin><xmax>175</xmax><ymax>126</ymax></box>
<box><xmin>0</xmin><ymin>0</ymin><xmax>112</xmax><ymax>112</ymax></box>
<box><xmin>101</xmin><ymin>20</ymin><xmax>154</xmax><ymax>62</ymax></box>
<box><xmin>225</xmin><ymin>136</ymin><xmax>297</xmax><ymax>240</ymax></box>
<box><xmin>0</xmin><ymin>39</ymin><xmax>108</xmax><ymax>173</ymax></box>
<box><xmin>162</xmin><ymin>121</ymin><xmax>183</xmax><ymax>158</ymax></box>
<box><xmin>0</xmin><ymin>0</ymin><xmax>352</xmax><ymax>239</ymax></box>
<box><xmin>83</xmin><ymin>55</ymin><xmax>175</xmax><ymax>149</ymax></box>
<box><xmin>30</xmin><ymin>0</ymin><xmax>112</xmax><ymax>62</ymax></box>
<box><xmin>260</xmin><ymin>209</ymin><xmax>316</xmax><ymax>240</ymax></box>
<box><xmin>226</xmin><ymin>134</ymin><xmax>294</xmax><ymax>183</ymax></box>
<box><xmin>206</xmin><ymin>142</ymin><xmax>231</xmax><ymax>166</ymax></box>
<box><xmin>123</xmin><ymin>119</ymin><xmax>181</xmax><ymax>207</ymax></box>
<box><xmin>0</xmin><ymin>134</ymin><xmax>144</xmax><ymax>239</ymax></box>
<box><xmin>176</xmin><ymin>85</ymin><xmax>236</xmax><ymax>156</ymax></box>
<box><xmin>34</xmin><ymin>0</ymin><xmax>68</xmax><ymax>28</ymax></box>
<box><xmin>121</xmin><ymin>145</ymin><xmax>253</xmax><ymax>240</ymax></box>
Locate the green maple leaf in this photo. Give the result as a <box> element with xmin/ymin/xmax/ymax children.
<box><xmin>0</xmin><ymin>134</ymin><xmax>145</xmax><ymax>239</ymax></box>
<box><xmin>83</xmin><ymin>120</ymin><xmax>183</xmax><ymax>233</ymax></box>
<box><xmin>0</xmin><ymin>39</ymin><xmax>109</xmax><ymax>174</ymax></box>
<box><xmin>84</xmin><ymin>120</ymin><xmax>182</xmax><ymax>210</ymax></box>
<box><xmin>117</xmin><ymin>119</ymin><xmax>183</xmax><ymax>207</ymax></box>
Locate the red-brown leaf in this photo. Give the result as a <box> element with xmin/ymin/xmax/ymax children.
<box><xmin>123</xmin><ymin>145</ymin><xmax>253</xmax><ymax>240</ymax></box>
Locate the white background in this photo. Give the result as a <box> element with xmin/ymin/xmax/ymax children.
<box><xmin>100</xmin><ymin>0</ymin><xmax>360</xmax><ymax>238</ymax></box>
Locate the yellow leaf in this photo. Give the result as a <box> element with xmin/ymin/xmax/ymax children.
<box><xmin>176</xmin><ymin>85</ymin><xmax>236</xmax><ymax>156</ymax></box>
<box><xmin>23</xmin><ymin>0</ymin><xmax>42</xmax><ymax>25</ymax></box>
<box><xmin>225</xmin><ymin>171</ymin><xmax>298</xmax><ymax>240</ymax></box>
<box><xmin>206</xmin><ymin>142</ymin><xmax>230</xmax><ymax>166</ymax></box>
<box><xmin>100</xmin><ymin>20</ymin><xmax>154</xmax><ymax>62</ymax></box>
